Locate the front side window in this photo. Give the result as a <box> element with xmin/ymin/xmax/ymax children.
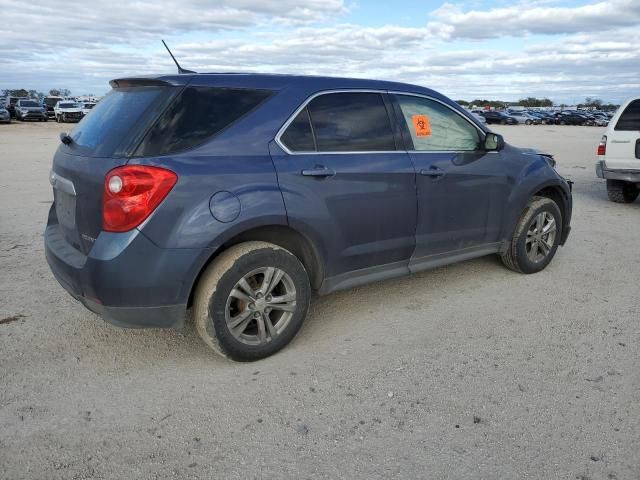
<box><xmin>396</xmin><ymin>95</ymin><xmax>480</xmax><ymax>151</ymax></box>
<box><xmin>136</xmin><ymin>87</ymin><xmax>274</xmax><ymax>157</ymax></box>
<box><xmin>615</xmin><ymin>100</ymin><xmax>640</xmax><ymax>131</ymax></box>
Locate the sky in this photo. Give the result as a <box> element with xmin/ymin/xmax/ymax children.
<box><xmin>0</xmin><ymin>0</ymin><xmax>638</xmax><ymax>104</ymax></box>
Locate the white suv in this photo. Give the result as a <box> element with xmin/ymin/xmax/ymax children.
<box><xmin>596</xmin><ymin>96</ymin><xmax>640</xmax><ymax>203</ymax></box>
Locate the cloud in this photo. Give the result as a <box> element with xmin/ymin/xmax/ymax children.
<box><xmin>428</xmin><ymin>0</ymin><xmax>640</xmax><ymax>39</ymax></box>
<box><xmin>0</xmin><ymin>0</ymin><xmax>638</xmax><ymax>103</ymax></box>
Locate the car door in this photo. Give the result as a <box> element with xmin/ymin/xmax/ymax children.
<box><xmin>390</xmin><ymin>93</ymin><xmax>511</xmax><ymax>263</ymax></box>
<box><xmin>269</xmin><ymin>91</ymin><xmax>417</xmax><ymax>285</ymax></box>
<box><xmin>606</xmin><ymin>99</ymin><xmax>640</xmax><ymax>170</ymax></box>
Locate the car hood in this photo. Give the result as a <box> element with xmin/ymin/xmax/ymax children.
<box><xmin>19</xmin><ymin>106</ymin><xmax>44</xmax><ymax>111</ymax></box>
<box><xmin>57</xmin><ymin>108</ymin><xmax>83</xmax><ymax>112</ymax></box>
<box><xmin>519</xmin><ymin>147</ymin><xmax>553</xmax><ymax>158</ymax></box>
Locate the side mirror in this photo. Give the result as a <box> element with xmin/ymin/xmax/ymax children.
<box><xmin>484</xmin><ymin>133</ymin><xmax>505</xmax><ymax>151</ymax></box>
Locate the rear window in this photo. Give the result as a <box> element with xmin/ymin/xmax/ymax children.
<box><xmin>615</xmin><ymin>100</ymin><xmax>640</xmax><ymax>131</ymax></box>
<box><xmin>135</xmin><ymin>87</ymin><xmax>274</xmax><ymax>157</ymax></box>
<box><xmin>69</xmin><ymin>87</ymin><xmax>168</xmax><ymax>157</ymax></box>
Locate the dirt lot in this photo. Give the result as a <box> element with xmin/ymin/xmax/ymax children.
<box><xmin>0</xmin><ymin>121</ymin><xmax>638</xmax><ymax>479</ymax></box>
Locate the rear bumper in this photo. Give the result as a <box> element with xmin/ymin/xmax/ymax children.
<box><xmin>595</xmin><ymin>160</ymin><xmax>640</xmax><ymax>183</ymax></box>
<box><xmin>45</xmin><ymin>219</ymin><xmax>208</xmax><ymax>329</ymax></box>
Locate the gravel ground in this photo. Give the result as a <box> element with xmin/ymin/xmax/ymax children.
<box><xmin>0</xmin><ymin>121</ymin><xmax>638</xmax><ymax>480</ymax></box>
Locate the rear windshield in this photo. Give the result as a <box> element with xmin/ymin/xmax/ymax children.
<box><xmin>134</xmin><ymin>87</ymin><xmax>273</xmax><ymax>157</ymax></box>
<box><xmin>69</xmin><ymin>87</ymin><xmax>170</xmax><ymax>157</ymax></box>
<box><xmin>615</xmin><ymin>100</ymin><xmax>640</xmax><ymax>131</ymax></box>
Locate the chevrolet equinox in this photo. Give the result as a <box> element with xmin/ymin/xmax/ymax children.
<box><xmin>45</xmin><ymin>74</ymin><xmax>573</xmax><ymax>361</ymax></box>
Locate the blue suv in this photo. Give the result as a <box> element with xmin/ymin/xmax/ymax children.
<box><xmin>45</xmin><ymin>73</ymin><xmax>572</xmax><ymax>361</ymax></box>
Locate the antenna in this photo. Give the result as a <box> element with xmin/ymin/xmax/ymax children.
<box><xmin>162</xmin><ymin>40</ymin><xmax>196</xmax><ymax>74</ymax></box>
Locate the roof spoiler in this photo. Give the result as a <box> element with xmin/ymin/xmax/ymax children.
<box><xmin>109</xmin><ymin>78</ymin><xmax>172</xmax><ymax>88</ymax></box>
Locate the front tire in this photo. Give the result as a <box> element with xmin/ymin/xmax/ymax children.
<box><xmin>501</xmin><ymin>196</ymin><xmax>562</xmax><ymax>274</ymax></box>
<box><xmin>606</xmin><ymin>180</ymin><xmax>639</xmax><ymax>203</ymax></box>
<box><xmin>194</xmin><ymin>241</ymin><xmax>311</xmax><ymax>361</ymax></box>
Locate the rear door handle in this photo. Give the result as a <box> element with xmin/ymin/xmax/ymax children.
<box><xmin>301</xmin><ymin>166</ymin><xmax>336</xmax><ymax>177</ymax></box>
<box><xmin>420</xmin><ymin>167</ymin><xmax>445</xmax><ymax>178</ymax></box>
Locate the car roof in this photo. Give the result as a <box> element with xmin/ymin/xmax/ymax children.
<box><xmin>110</xmin><ymin>72</ymin><xmax>454</xmax><ymax>103</ymax></box>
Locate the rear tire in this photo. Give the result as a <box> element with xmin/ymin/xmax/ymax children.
<box><xmin>194</xmin><ymin>241</ymin><xmax>311</xmax><ymax>361</ymax></box>
<box><xmin>606</xmin><ymin>180</ymin><xmax>639</xmax><ymax>203</ymax></box>
<box><xmin>501</xmin><ymin>196</ymin><xmax>562</xmax><ymax>274</ymax></box>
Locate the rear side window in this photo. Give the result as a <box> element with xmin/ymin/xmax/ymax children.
<box><xmin>136</xmin><ymin>87</ymin><xmax>273</xmax><ymax>157</ymax></box>
<box><xmin>308</xmin><ymin>92</ymin><xmax>395</xmax><ymax>152</ymax></box>
<box><xmin>615</xmin><ymin>100</ymin><xmax>640</xmax><ymax>131</ymax></box>
<box><xmin>395</xmin><ymin>95</ymin><xmax>480</xmax><ymax>151</ymax></box>
<box><xmin>280</xmin><ymin>107</ymin><xmax>315</xmax><ymax>152</ymax></box>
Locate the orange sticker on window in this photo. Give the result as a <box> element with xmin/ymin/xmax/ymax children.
<box><xmin>412</xmin><ymin>114</ymin><xmax>431</xmax><ymax>137</ymax></box>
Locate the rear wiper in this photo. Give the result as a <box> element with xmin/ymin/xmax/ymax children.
<box><xmin>59</xmin><ymin>132</ymin><xmax>73</xmax><ymax>145</ymax></box>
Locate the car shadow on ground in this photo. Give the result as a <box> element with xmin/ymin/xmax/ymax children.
<box><xmin>57</xmin><ymin>254</ymin><xmax>508</xmax><ymax>366</ymax></box>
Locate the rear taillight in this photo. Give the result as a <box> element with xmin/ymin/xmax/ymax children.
<box><xmin>597</xmin><ymin>135</ymin><xmax>607</xmax><ymax>156</ymax></box>
<box><xmin>102</xmin><ymin>165</ymin><xmax>177</xmax><ymax>232</ymax></box>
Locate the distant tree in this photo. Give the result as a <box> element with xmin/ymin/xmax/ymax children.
<box><xmin>27</xmin><ymin>90</ymin><xmax>45</xmax><ymax>101</ymax></box>
<box><xmin>6</xmin><ymin>89</ymin><xmax>29</xmax><ymax>97</ymax></box>
<box><xmin>456</xmin><ymin>99</ymin><xmax>470</xmax><ymax>106</ymax></box>
<box><xmin>517</xmin><ymin>97</ymin><xmax>552</xmax><ymax>107</ymax></box>
<box><xmin>470</xmin><ymin>99</ymin><xmax>510</xmax><ymax>109</ymax></box>
<box><xmin>49</xmin><ymin>88</ymin><xmax>71</xmax><ymax>97</ymax></box>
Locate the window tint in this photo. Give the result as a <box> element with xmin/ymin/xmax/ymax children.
<box><xmin>137</xmin><ymin>87</ymin><xmax>273</xmax><ymax>157</ymax></box>
<box><xmin>396</xmin><ymin>95</ymin><xmax>480</xmax><ymax>151</ymax></box>
<box><xmin>280</xmin><ymin>107</ymin><xmax>315</xmax><ymax>152</ymax></box>
<box><xmin>615</xmin><ymin>100</ymin><xmax>640</xmax><ymax>131</ymax></box>
<box><xmin>70</xmin><ymin>86</ymin><xmax>165</xmax><ymax>157</ymax></box>
<box><xmin>306</xmin><ymin>92</ymin><xmax>395</xmax><ymax>152</ymax></box>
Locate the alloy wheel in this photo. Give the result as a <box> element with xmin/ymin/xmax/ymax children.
<box><xmin>525</xmin><ymin>211</ymin><xmax>556</xmax><ymax>263</ymax></box>
<box><xmin>225</xmin><ymin>267</ymin><xmax>297</xmax><ymax>346</ymax></box>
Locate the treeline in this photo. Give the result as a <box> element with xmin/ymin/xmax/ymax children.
<box><xmin>2</xmin><ymin>88</ymin><xmax>74</xmax><ymax>101</ymax></box>
<box><xmin>456</xmin><ymin>97</ymin><xmax>619</xmax><ymax>110</ymax></box>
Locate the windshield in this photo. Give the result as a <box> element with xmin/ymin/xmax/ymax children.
<box><xmin>59</xmin><ymin>103</ymin><xmax>79</xmax><ymax>108</ymax></box>
<box><xmin>45</xmin><ymin>98</ymin><xmax>62</xmax><ymax>106</ymax></box>
<box><xmin>69</xmin><ymin>86</ymin><xmax>169</xmax><ymax>158</ymax></box>
<box><xmin>83</xmin><ymin>103</ymin><xmax>95</xmax><ymax>109</ymax></box>
<box><xmin>20</xmin><ymin>101</ymin><xmax>40</xmax><ymax>107</ymax></box>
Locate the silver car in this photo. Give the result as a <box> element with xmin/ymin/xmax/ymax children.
<box><xmin>0</xmin><ymin>107</ymin><xmax>11</xmax><ymax>124</ymax></box>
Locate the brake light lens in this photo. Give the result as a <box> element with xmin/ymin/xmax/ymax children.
<box><xmin>597</xmin><ymin>135</ymin><xmax>607</xmax><ymax>156</ymax></box>
<box><xmin>103</xmin><ymin>165</ymin><xmax>177</xmax><ymax>232</ymax></box>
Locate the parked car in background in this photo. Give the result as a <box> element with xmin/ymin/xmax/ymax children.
<box><xmin>469</xmin><ymin>111</ymin><xmax>487</xmax><ymax>124</ymax></box>
<box><xmin>554</xmin><ymin>112</ymin><xmax>588</xmax><ymax>125</ymax></box>
<box><xmin>45</xmin><ymin>73</ymin><xmax>572</xmax><ymax>361</ymax></box>
<box><xmin>54</xmin><ymin>101</ymin><xmax>83</xmax><ymax>123</ymax></box>
<box><xmin>481</xmin><ymin>110</ymin><xmax>518</xmax><ymax>124</ymax></box>
<box><xmin>15</xmin><ymin>99</ymin><xmax>47</xmax><ymax>122</ymax></box>
<box><xmin>596</xmin><ymin>96</ymin><xmax>640</xmax><ymax>203</ymax></box>
<box><xmin>43</xmin><ymin>96</ymin><xmax>64</xmax><ymax>119</ymax></box>
<box><xmin>81</xmin><ymin>102</ymin><xmax>96</xmax><ymax>116</ymax></box>
<box><xmin>507</xmin><ymin>111</ymin><xmax>540</xmax><ymax>125</ymax></box>
<box><xmin>527</xmin><ymin>111</ymin><xmax>555</xmax><ymax>124</ymax></box>
<box><xmin>4</xmin><ymin>96</ymin><xmax>29</xmax><ymax>118</ymax></box>
<box><xmin>0</xmin><ymin>107</ymin><xmax>11</xmax><ymax>124</ymax></box>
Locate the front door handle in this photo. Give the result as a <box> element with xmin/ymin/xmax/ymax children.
<box><xmin>420</xmin><ymin>167</ymin><xmax>445</xmax><ymax>178</ymax></box>
<box><xmin>301</xmin><ymin>166</ymin><xmax>336</xmax><ymax>178</ymax></box>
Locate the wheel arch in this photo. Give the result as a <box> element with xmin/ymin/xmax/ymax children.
<box><xmin>186</xmin><ymin>224</ymin><xmax>324</xmax><ymax>309</ymax></box>
<box><xmin>504</xmin><ymin>177</ymin><xmax>572</xmax><ymax>248</ymax></box>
